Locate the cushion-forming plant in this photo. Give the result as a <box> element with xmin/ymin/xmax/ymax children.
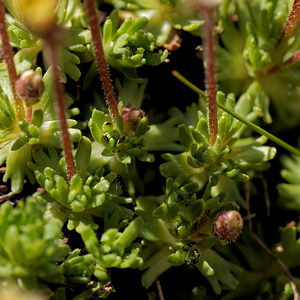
<box><xmin>0</xmin><ymin>0</ymin><xmax>299</xmax><ymax>299</ymax></box>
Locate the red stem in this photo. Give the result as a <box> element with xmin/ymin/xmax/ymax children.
<box><xmin>47</xmin><ymin>42</ymin><xmax>76</xmax><ymax>181</ymax></box>
<box><xmin>279</xmin><ymin>0</ymin><xmax>300</xmax><ymax>42</ymax></box>
<box><xmin>203</xmin><ymin>6</ymin><xmax>218</xmax><ymax>145</ymax></box>
<box><xmin>84</xmin><ymin>0</ymin><xmax>119</xmax><ymax>121</ymax></box>
<box><xmin>0</xmin><ymin>0</ymin><xmax>24</xmax><ymax>120</ymax></box>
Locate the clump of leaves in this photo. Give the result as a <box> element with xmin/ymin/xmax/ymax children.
<box><xmin>160</xmin><ymin>92</ymin><xmax>276</xmax><ymax>200</ymax></box>
<box><xmin>28</xmin><ymin>136</ymin><xmax>143</xmax><ymax>293</ymax></box>
<box><xmin>89</xmin><ymin>106</ymin><xmax>154</xmax><ymax>195</ymax></box>
<box><xmin>0</xmin><ymin>197</ymin><xmax>69</xmax><ymax>290</ymax></box>
<box><xmin>29</xmin><ymin>137</ymin><xmax>127</xmax><ymax>214</ymax></box>
<box><xmin>0</xmin><ymin>0</ymin><xmax>299</xmax><ymax>299</ymax></box>
<box><xmin>133</xmin><ymin>90</ymin><xmax>276</xmax><ymax>290</ymax></box>
<box><xmin>89</xmin><ymin>108</ymin><xmax>153</xmax><ymax>165</ymax></box>
<box><xmin>135</xmin><ymin>180</ymin><xmax>242</xmax><ymax>291</ymax></box>
<box><xmin>218</xmin><ymin>0</ymin><xmax>300</xmax><ymax>128</ymax></box>
<box><xmin>107</xmin><ymin>0</ymin><xmax>204</xmax><ymax>46</ymax></box>
<box><xmin>103</xmin><ymin>10</ymin><xmax>168</xmax><ymax>78</ymax></box>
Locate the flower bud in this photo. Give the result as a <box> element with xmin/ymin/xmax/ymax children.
<box><xmin>214</xmin><ymin>210</ymin><xmax>243</xmax><ymax>241</ymax></box>
<box><xmin>122</xmin><ymin>108</ymin><xmax>145</xmax><ymax>133</ymax></box>
<box><xmin>15</xmin><ymin>70</ymin><xmax>44</xmax><ymax>103</ymax></box>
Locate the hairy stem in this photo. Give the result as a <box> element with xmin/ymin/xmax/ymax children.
<box><xmin>0</xmin><ymin>0</ymin><xmax>24</xmax><ymax>120</ymax></box>
<box><xmin>26</xmin><ymin>105</ymin><xmax>33</xmax><ymax>123</ymax></box>
<box><xmin>84</xmin><ymin>0</ymin><xmax>119</xmax><ymax>122</ymax></box>
<box><xmin>172</xmin><ymin>70</ymin><xmax>300</xmax><ymax>157</ymax></box>
<box><xmin>47</xmin><ymin>43</ymin><xmax>76</xmax><ymax>181</ymax></box>
<box><xmin>202</xmin><ymin>5</ymin><xmax>218</xmax><ymax>145</ymax></box>
<box><xmin>280</xmin><ymin>0</ymin><xmax>300</xmax><ymax>41</ymax></box>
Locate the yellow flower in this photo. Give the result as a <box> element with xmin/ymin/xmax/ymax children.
<box><xmin>11</xmin><ymin>0</ymin><xmax>58</xmax><ymax>35</ymax></box>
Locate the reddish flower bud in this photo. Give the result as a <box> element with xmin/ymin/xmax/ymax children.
<box><xmin>214</xmin><ymin>210</ymin><xmax>243</xmax><ymax>241</ymax></box>
<box><xmin>122</xmin><ymin>107</ymin><xmax>145</xmax><ymax>133</ymax></box>
<box><xmin>15</xmin><ymin>70</ymin><xmax>44</xmax><ymax>101</ymax></box>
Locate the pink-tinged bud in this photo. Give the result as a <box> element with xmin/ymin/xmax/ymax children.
<box><xmin>214</xmin><ymin>210</ymin><xmax>243</xmax><ymax>241</ymax></box>
<box><xmin>122</xmin><ymin>108</ymin><xmax>145</xmax><ymax>132</ymax></box>
<box><xmin>15</xmin><ymin>70</ymin><xmax>44</xmax><ymax>101</ymax></box>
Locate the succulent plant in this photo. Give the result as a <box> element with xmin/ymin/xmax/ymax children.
<box><xmin>0</xmin><ymin>0</ymin><xmax>299</xmax><ymax>299</ymax></box>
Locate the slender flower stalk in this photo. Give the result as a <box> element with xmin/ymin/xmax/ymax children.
<box><xmin>201</xmin><ymin>4</ymin><xmax>218</xmax><ymax>145</ymax></box>
<box><xmin>0</xmin><ymin>0</ymin><xmax>24</xmax><ymax>120</ymax></box>
<box><xmin>46</xmin><ymin>41</ymin><xmax>76</xmax><ymax>181</ymax></box>
<box><xmin>84</xmin><ymin>0</ymin><xmax>119</xmax><ymax>122</ymax></box>
<box><xmin>26</xmin><ymin>106</ymin><xmax>33</xmax><ymax>122</ymax></box>
<box><xmin>280</xmin><ymin>0</ymin><xmax>300</xmax><ymax>41</ymax></box>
